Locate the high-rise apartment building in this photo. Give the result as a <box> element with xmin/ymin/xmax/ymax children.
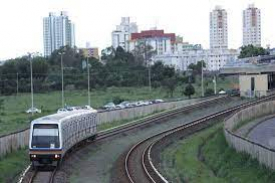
<box><xmin>112</xmin><ymin>17</ymin><xmax>138</xmax><ymax>51</ymax></box>
<box><xmin>43</xmin><ymin>11</ymin><xmax>75</xmax><ymax>57</ymax></box>
<box><xmin>243</xmin><ymin>4</ymin><xmax>261</xmax><ymax>47</ymax></box>
<box><xmin>210</xmin><ymin>6</ymin><xmax>228</xmax><ymax>50</ymax></box>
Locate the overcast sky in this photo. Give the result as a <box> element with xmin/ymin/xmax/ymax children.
<box><xmin>0</xmin><ymin>0</ymin><xmax>274</xmax><ymax>60</ymax></box>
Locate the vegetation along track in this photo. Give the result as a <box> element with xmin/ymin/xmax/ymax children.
<box><xmin>123</xmin><ymin>94</ymin><xmax>275</xmax><ymax>183</ymax></box>
<box><xmin>19</xmin><ymin>96</ymin><xmax>228</xmax><ymax>182</ymax></box>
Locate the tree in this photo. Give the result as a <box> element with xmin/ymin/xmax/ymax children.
<box><xmin>205</xmin><ymin>88</ymin><xmax>214</xmax><ymax>96</ymax></box>
<box><xmin>162</xmin><ymin>76</ymin><xmax>178</xmax><ymax>97</ymax></box>
<box><xmin>188</xmin><ymin>60</ymin><xmax>206</xmax><ymax>75</ymax></box>
<box><xmin>239</xmin><ymin>45</ymin><xmax>269</xmax><ymax>59</ymax></box>
<box><xmin>183</xmin><ymin>84</ymin><xmax>195</xmax><ymax>99</ymax></box>
<box><xmin>132</xmin><ymin>42</ymin><xmax>156</xmax><ymax>65</ymax></box>
<box><xmin>0</xmin><ymin>99</ymin><xmax>4</xmax><ymax>116</ymax></box>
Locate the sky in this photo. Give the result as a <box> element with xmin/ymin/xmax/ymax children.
<box><xmin>0</xmin><ymin>0</ymin><xmax>274</xmax><ymax>60</ymax></box>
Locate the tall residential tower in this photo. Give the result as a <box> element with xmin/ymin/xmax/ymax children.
<box><xmin>243</xmin><ymin>4</ymin><xmax>261</xmax><ymax>47</ymax></box>
<box><xmin>210</xmin><ymin>6</ymin><xmax>228</xmax><ymax>50</ymax></box>
<box><xmin>112</xmin><ymin>17</ymin><xmax>138</xmax><ymax>51</ymax></box>
<box><xmin>43</xmin><ymin>11</ymin><xmax>75</xmax><ymax>57</ymax></box>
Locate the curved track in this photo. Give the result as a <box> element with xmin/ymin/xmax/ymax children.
<box><xmin>20</xmin><ymin>96</ymin><xmax>227</xmax><ymax>183</ymax></box>
<box><xmin>124</xmin><ymin>95</ymin><xmax>275</xmax><ymax>183</ymax></box>
<box><xmin>18</xmin><ymin>96</ymin><xmax>241</xmax><ymax>182</ymax></box>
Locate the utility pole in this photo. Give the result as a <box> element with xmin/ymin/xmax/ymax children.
<box><xmin>87</xmin><ymin>58</ymin><xmax>91</xmax><ymax>106</ymax></box>
<box><xmin>213</xmin><ymin>75</ymin><xmax>217</xmax><ymax>95</ymax></box>
<box><xmin>201</xmin><ymin>61</ymin><xmax>204</xmax><ymax>97</ymax></box>
<box><xmin>59</xmin><ymin>52</ymin><xmax>65</xmax><ymax>108</ymax></box>
<box><xmin>29</xmin><ymin>54</ymin><xmax>34</xmax><ymax>116</ymax></box>
<box><xmin>16</xmin><ymin>72</ymin><xmax>19</xmax><ymax>96</ymax></box>
<box><xmin>145</xmin><ymin>41</ymin><xmax>152</xmax><ymax>92</ymax></box>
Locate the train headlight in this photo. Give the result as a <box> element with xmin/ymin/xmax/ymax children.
<box><xmin>31</xmin><ymin>154</ymin><xmax>36</xmax><ymax>158</ymax></box>
<box><xmin>54</xmin><ymin>154</ymin><xmax>60</xmax><ymax>159</ymax></box>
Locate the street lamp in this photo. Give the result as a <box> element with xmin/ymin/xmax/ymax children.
<box><xmin>213</xmin><ymin>75</ymin><xmax>217</xmax><ymax>95</ymax></box>
<box><xmin>58</xmin><ymin>51</ymin><xmax>65</xmax><ymax>108</ymax></box>
<box><xmin>28</xmin><ymin>53</ymin><xmax>34</xmax><ymax>116</ymax></box>
<box><xmin>144</xmin><ymin>41</ymin><xmax>152</xmax><ymax>92</ymax></box>
<box><xmin>86</xmin><ymin>58</ymin><xmax>91</xmax><ymax>106</ymax></box>
<box><xmin>201</xmin><ymin>61</ymin><xmax>204</xmax><ymax>97</ymax></box>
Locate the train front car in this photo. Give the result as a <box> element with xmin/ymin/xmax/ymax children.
<box><xmin>29</xmin><ymin>121</ymin><xmax>62</xmax><ymax>167</ymax></box>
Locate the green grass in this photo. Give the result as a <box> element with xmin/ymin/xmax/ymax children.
<box><xmin>0</xmin><ymin>87</ymin><xmax>181</xmax><ymax>136</ymax></box>
<box><xmin>0</xmin><ymin>148</ymin><xmax>28</xmax><ymax>183</ymax></box>
<box><xmin>202</xmin><ymin>129</ymin><xmax>275</xmax><ymax>183</ymax></box>
<box><xmin>161</xmin><ymin>123</ymin><xmax>275</xmax><ymax>183</ymax></box>
<box><xmin>161</xmin><ymin>123</ymin><xmax>224</xmax><ymax>183</ymax></box>
<box><xmin>0</xmin><ymin>76</ymin><xmax>237</xmax><ymax>136</ymax></box>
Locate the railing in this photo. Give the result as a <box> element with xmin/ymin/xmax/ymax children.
<box><xmin>224</xmin><ymin>101</ymin><xmax>275</xmax><ymax>169</ymax></box>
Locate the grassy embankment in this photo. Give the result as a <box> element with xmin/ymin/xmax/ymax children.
<box><xmin>0</xmin><ymin>148</ymin><xmax>29</xmax><ymax>183</ymax></box>
<box><xmin>0</xmin><ymin>75</ymin><xmax>237</xmax><ymax>137</ymax></box>
<box><xmin>161</xmin><ymin>123</ymin><xmax>275</xmax><ymax>183</ymax></box>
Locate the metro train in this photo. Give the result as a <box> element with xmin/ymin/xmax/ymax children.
<box><xmin>29</xmin><ymin>109</ymin><xmax>97</xmax><ymax>168</ymax></box>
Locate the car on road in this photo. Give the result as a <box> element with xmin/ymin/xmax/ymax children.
<box><xmin>26</xmin><ymin>107</ymin><xmax>42</xmax><ymax>114</ymax></box>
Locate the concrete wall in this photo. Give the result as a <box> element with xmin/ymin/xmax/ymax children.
<box><xmin>224</xmin><ymin>101</ymin><xmax>275</xmax><ymax>170</ymax></box>
<box><xmin>239</xmin><ymin>74</ymin><xmax>268</xmax><ymax>97</ymax></box>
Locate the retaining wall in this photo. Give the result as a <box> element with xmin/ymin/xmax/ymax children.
<box><xmin>224</xmin><ymin>100</ymin><xmax>275</xmax><ymax>169</ymax></box>
<box><xmin>0</xmin><ymin>97</ymin><xmax>207</xmax><ymax>158</ymax></box>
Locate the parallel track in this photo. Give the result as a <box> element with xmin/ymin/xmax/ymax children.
<box><xmin>124</xmin><ymin>95</ymin><xmax>275</xmax><ymax>183</ymax></box>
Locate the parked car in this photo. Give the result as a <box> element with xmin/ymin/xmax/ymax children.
<box><xmin>219</xmin><ymin>90</ymin><xmax>226</xmax><ymax>95</ymax></box>
<box><xmin>103</xmin><ymin>102</ymin><xmax>116</xmax><ymax>110</ymax></box>
<box><xmin>116</xmin><ymin>104</ymin><xmax>126</xmax><ymax>109</ymax></box>
<box><xmin>57</xmin><ymin>108</ymin><xmax>68</xmax><ymax>113</ymax></box>
<box><xmin>26</xmin><ymin>107</ymin><xmax>41</xmax><ymax>114</ymax></box>
<box><xmin>81</xmin><ymin>105</ymin><xmax>94</xmax><ymax>110</ymax></box>
<box><xmin>118</xmin><ymin>101</ymin><xmax>131</xmax><ymax>108</ymax></box>
<box><xmin>153</xmin><ymin>99</ymin><xmax>164</xmax><ymax>103</ymax></box>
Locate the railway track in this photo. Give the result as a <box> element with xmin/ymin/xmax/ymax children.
<box><xmin>123</xmin><ymin>95</ymin><xmax>275</xmax><ymax>183</ymax></box>
<box><xmin>18</xmin><ymin>96</ymin><xmax>236</xmax><ymax>183</ymax></box>
<box><xmin>28</xmin><ymin>169</ymin><xmax>56</xmax><ymax>183</ymax></box>
<box><xmin>96</xmin><ymin>96</ymin><xmax>229</xmax><ymax>141</ymax></box>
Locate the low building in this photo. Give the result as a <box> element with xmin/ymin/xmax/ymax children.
<box><xmin>221</xmin><ymin>55</ymin><xmax>275</xmax><ymax>98</ymax></box>
<box><xmin>79</xmin><ymin>47</ymin><xmax>99</xmax><ymax>59</ymax></box>
<box><xmin>154</xmin><ymin>49</ymin><xmax>238</xmax><ymax>71</ymax></box>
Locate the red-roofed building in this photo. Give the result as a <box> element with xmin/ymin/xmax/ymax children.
<box><xmin>128</xmin><ymin>29</ymin><xmax>177</xmax><ymax>55</ymax></box>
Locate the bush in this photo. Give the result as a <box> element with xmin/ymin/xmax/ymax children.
<box><xmin>112</xmin><ymin>96</ymin><xmax>125</xmax><ymax>105</ymax></box>
<box><xmin>205</xmin><ymin>88</ymin><xmax>214</xmax><ymax>96</ymax></box>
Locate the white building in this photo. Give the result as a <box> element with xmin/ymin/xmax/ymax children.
<box><xmin>128</xmin><ymin>29</ymin><xmax>175</xmax><ymax>55</ymax></box>
<box><xmin>112</xmin><ymin>17</ymin><xmax>138</xmax><ymax>51</ymax></box>
<box><xmin>210</xmin><ymin>6</ymin><xmax>228</xmax><ymax>50</ymax></box>
<box><xmin>154</xmin><ymin>49</ymin><xmax>238</xmax><ymax>71</ymax></box>
<box><xmin>43</xmin><ymin>11</ymin><xmax>75</xmax><ymax>57</ymax></box>
<box><xmin>243</xmin><ymin>4</ymin><xmax>261</xmax><ymax>47</ymax></box>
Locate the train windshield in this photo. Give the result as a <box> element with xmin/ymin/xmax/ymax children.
<box><xmin>31</xmin><ymin>124</ymin><xmax>60</xmax><ymax>148</ymax></box>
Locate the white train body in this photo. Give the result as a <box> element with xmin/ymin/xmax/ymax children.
<box><xmin>29</xmin><ymin>109</ymin><xmax>97</xmax><ymax>167</ymax></box>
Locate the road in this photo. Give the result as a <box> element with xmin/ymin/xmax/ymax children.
<box><xmin>248</xmin><ymin>117</ymin><xmax>275</xmax><ymax>149</ymax></box>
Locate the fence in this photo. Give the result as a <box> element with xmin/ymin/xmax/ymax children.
<box><xmin>0</xmin><ymin>97</ymin><xmax>212</xmax><ymax>159</ymax></box>
<box><xmin>224</xmin><ymin>100</ymin><xmax>275</xmax><ymax>169</ymax></box>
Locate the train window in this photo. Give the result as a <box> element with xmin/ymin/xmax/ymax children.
<box><xmin>31</xmin><ymin>124</ymin><xmax>60</xmax><ymax>148</ymax></box>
